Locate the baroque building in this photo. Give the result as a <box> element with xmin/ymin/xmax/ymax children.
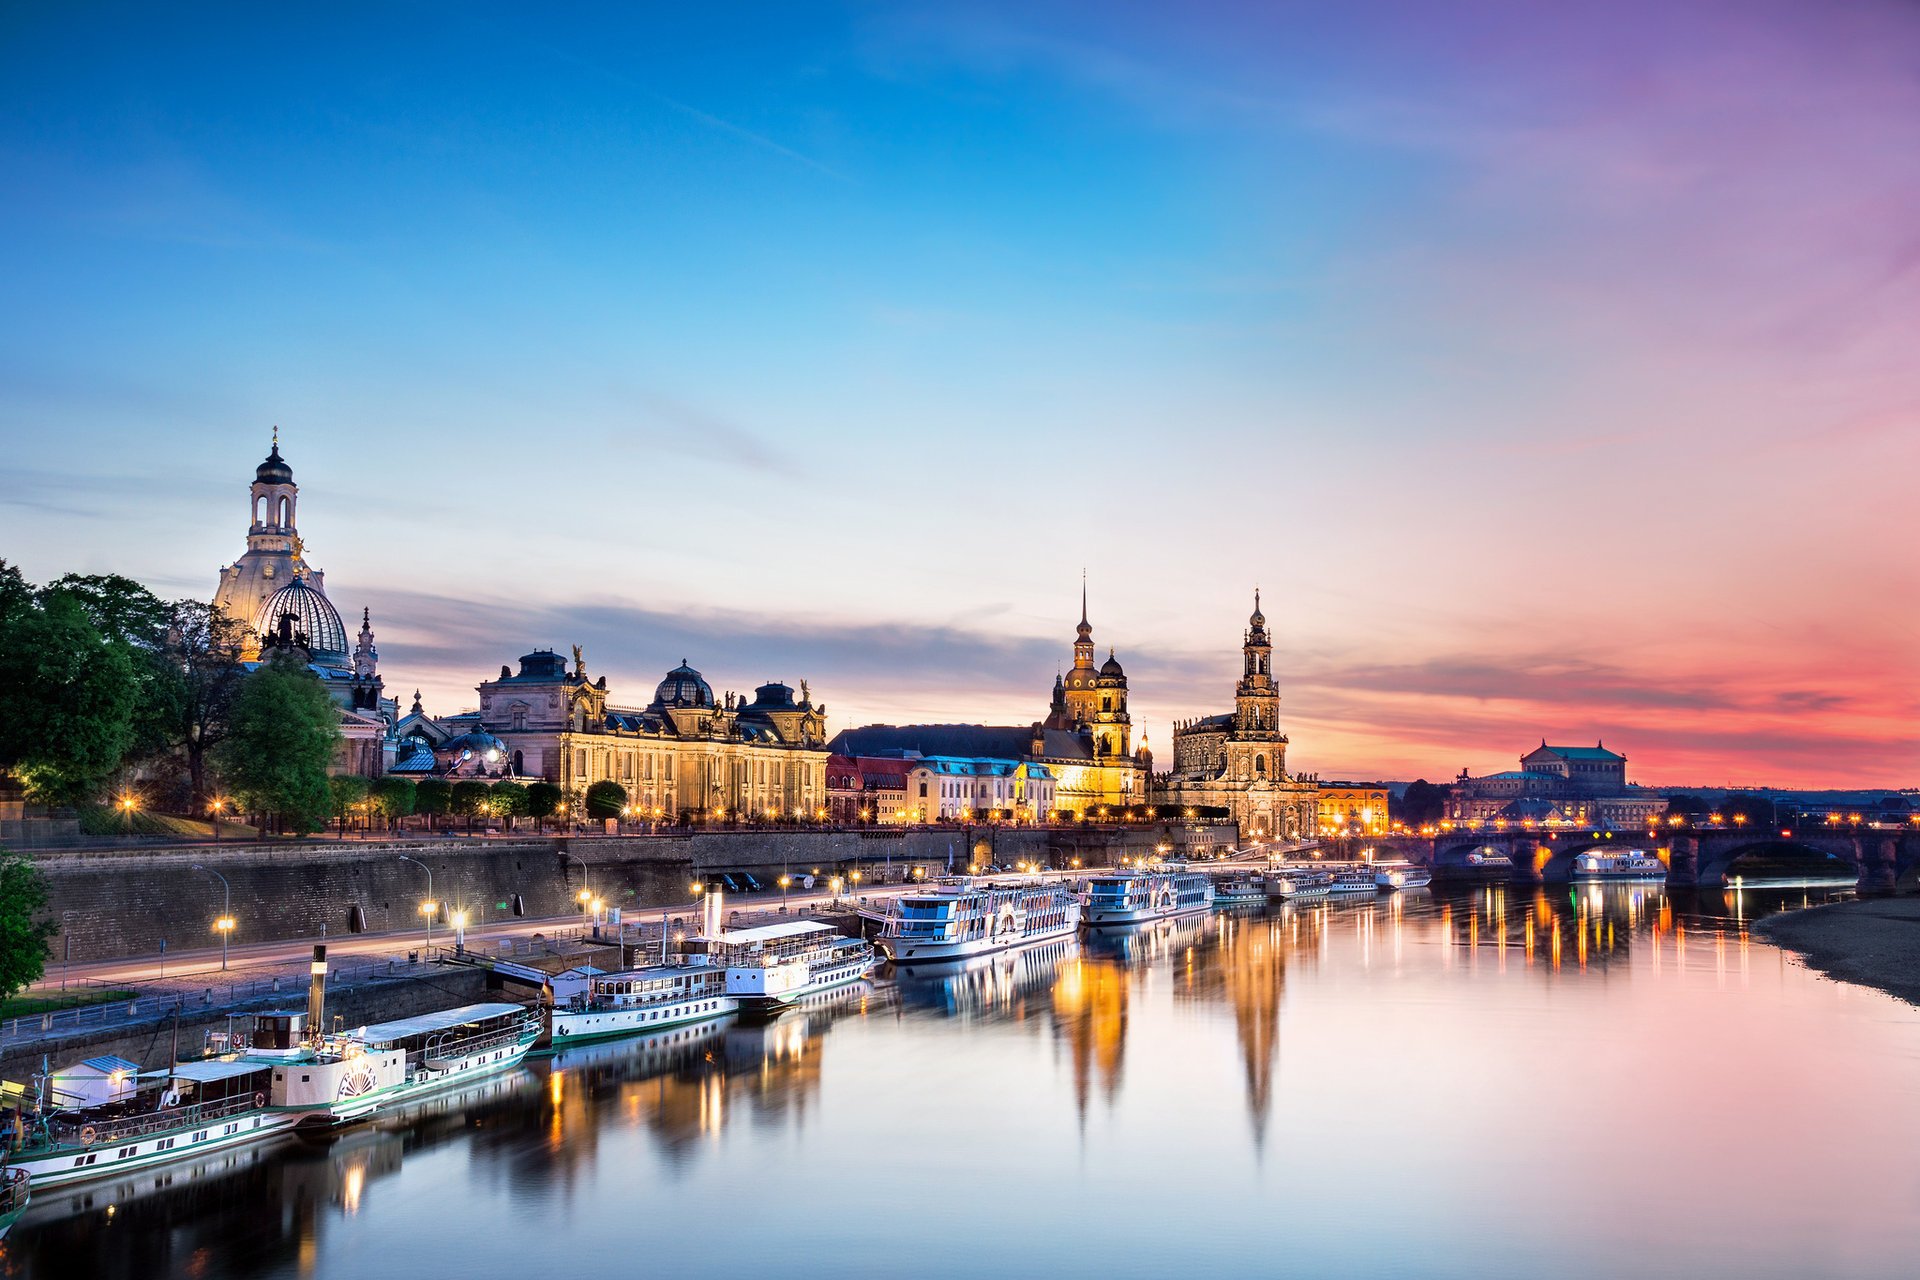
<box><xmin>1154</xmin><ymin>592</ymin><xmax>1318</xmax><ymax>840</ymax></box>
<box><xmin>212</xmin><ymin>434</ymin><xmax>395</xmax><ymax>776</ymax></box>
<box><xmin>1446</xmin><ymin>742</ymin><xmax>1668</xmax><ymax>829</ymax></box>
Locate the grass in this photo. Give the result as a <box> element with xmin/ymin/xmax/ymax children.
<box><xmin>0</xmin><ymin>988</ymin><xmax>138</xmax><ymax>1020</ymax></box>
<box><xmin>76</xmin><ymin>805</ymin><xmax>258</xmax><ymax>840</ymax></box>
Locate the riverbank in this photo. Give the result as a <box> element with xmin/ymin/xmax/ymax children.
<box><xmin>1756</xmin><ymin>896</ymin><xmax>1920</xmax><ymax>1007</ymax></box>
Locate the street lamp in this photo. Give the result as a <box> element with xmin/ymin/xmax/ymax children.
<box><xmin>192</xmin><ymin>863</ymin><xmax>234</xmax><ymax>970</ymax></box>
<box><xmin>778</xmin><ymin>874</ymin><xmax>791</xmax><ymax>910</ymax></box>
<box><xmin>398</xmin><ymin>855</ymin><xmax>435</xmax><ymax>949</ymax></box>
<box><xmin>451</xmin><ymin>909</ymin><xmax>469</xmax><ymax>950</ymax></box>
<box><xmin>209</xmin><ymin>797</ymin><xmax>226</xmax><ymax>844</ymax></box>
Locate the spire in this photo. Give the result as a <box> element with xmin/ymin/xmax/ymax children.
<box><xmin>1076</xmin><ymin>572</ymin><xmax>1092</xmax><ymax>643</ymax></box>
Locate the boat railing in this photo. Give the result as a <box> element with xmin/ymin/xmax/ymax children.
<box><xmin>0</xmin><ymin>1167</ymin><xmax>26</xmax><ymax>1213</ymax></box>
<box><xmin>421</xmin><ymin>1021</ymin><xmax>536</xmax><ymax>1067</ymax></box>
<box><xmin>44</xmin><ymin>1090</ymin><xmax>262</xmax><ymax>1149</ymax></box>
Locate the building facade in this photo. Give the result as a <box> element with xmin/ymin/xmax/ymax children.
<box><xmin>1154</xmin><ymin>592</ymin><xmax>1319</xmax><ymax>840</ymax></box>
<box><xmin>1446</xmin><ymin>742</ymin><xmax>1668</xmax><ymax>829</ymax></box>
<box><xmin>904</xmin><ymin>757</ymin><xmax>1057</xmax><ymax>823</ymax></box>
<box><xmin>1317</xmin><ymin>782</ymin><xmax>1390</xmax><ymax>835</ymax></box>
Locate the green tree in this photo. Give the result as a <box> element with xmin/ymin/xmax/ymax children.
<box><xmin>1664</xmin><ymin>793</ymin><xmax>1711</xmax><ymax>818</ymax></box>
<box><xmin>214</xmin><ymin>651</ymin><xmax>339</xmax><ymax>834</ymax></box>
<box><xmin>489</xmin><ymin>780</ymin><xmax>530</xmax><ymax>828</ymax></box>
<box><xmin>1720</xmin><ymin>793</ymin><xmax>1777</xmax><ymax>827</ymax></box>
<box><xmin>162</xmin><ymin>601</ymin><xmax>249</xmax><ymax>808</ymax></box>
<box><xmin>0</xmin><ymin>570</ymin><xmax>139</xmax><ymax>805</ymax></box>
<box><xmin>1394</xmin><ymin>779</ymin><xmax>1448</xmax><ymax>829</ymax></box>
<box><xmin>0</xmin><ymin>851</ymin><xmax>56</xmax><ymax>1002</ymax></box>
<box><xmin>526</xmin><ymin>781</ymin><xmax>562</xmax><ymax>831</ymax></box>
<box><xmin>40</xmin><ymin>573</ymin><xmax>180</xmax><ymax>766</ymax></box>
<box><xmin>370</xmin><ymin>777</ymin><xmax>417</xmax><ymax>829</ymax></box>
<box><xmin>585</xmin><ymin>780</ymin><xmax>627</xmax><ymax>820</ymax></box>
<box><xmin>450</xmin><ymin>780</ymin><xmax>492</xmax><ymax>832</ymax></box>
<box><xmin>416</xmin><ymin>778</ymin><xmax>453</xmax><ymax>820</ymax></box>
<box><xmin>329</xmin><ymin>774</ymin><xmax>371</xmax><ymax>834</ymax></box>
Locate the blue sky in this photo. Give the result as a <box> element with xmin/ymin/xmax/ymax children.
<box><xmin>2</xmin><ymin>2</ymin><xmax>1916</xmax><ymax>785</ymax></box>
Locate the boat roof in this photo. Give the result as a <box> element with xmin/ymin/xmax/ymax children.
<box><xmin>709</xmin><ymin>920</ymin><xmax>835</xmax><ymax>944</ymax></box>
<box><xmin>55</xmin><ymin>1055</ymin><xmax>139</xmax><ymax>1077</ymax></box>
<box><xmin>160</xmin><ymin>1059</ymin><xmax>273</xmax><ymax>1084</ymax></box>
<box><xmin>350</xmin><ymin>1002</ymin><xmax>526</xmax><ymax>1043</ymax></box>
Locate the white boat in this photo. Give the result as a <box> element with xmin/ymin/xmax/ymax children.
<box><xmin>1327</xmin><ymin>867</ymin><xmax>1379</xmax><ymax>895</ymax></box>
<box><xmin>1081</xmin><ymin>870</ymin><xmax>1215</xmax><ymax>925</ymax></box>
<box><xmin>877</xmin><ymin>879</ymin><xmax>1080</xmax><ymax>964</ymax></box>
<box><xmin>1211</xmin><ymin>874</ymin><xmax>1266</xmax><ymax>905</ymax></box>
<box><xmin>692</xmin><ymin>921</ymin><xmax>877</xmax><ymax>1010</ymax></box>
<box><xmin>1375</xmin><ymin>864</ymin><xmax>1433</xmax><ymax>890</ymax></box>
<box><xmin>1570</xmin><ymin>851</ymin><xmax>1666</xmax><ymax>882</ymax></box>
<box><xmin>547</xmin><ymin>963</ymin><xmax>736</xmax><ymax>1046</ymax></box>
<box><xmin>1266</xmin><ymin>868</ymin><xmax>1332</xmax><ymax>899</ymax></box>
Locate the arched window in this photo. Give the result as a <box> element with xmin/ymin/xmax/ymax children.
<box><xmin>252</xmin><ymin>494</ymin><xmax>263</xmax><ymax>526</ymax></box>
<box><xmin>1255</xmin><ymin>754</ymin><xmax>1266</xmax><ymax>775</ymax></box>
<box><xmin>278</xmin><ymin>496</ymin><xmax>291</xmax><ymax>526</ymax></box>
<box><xmin>512</xmin><ymin>749</ymin><xmax>524</xmax><ymax>774</ymax></box>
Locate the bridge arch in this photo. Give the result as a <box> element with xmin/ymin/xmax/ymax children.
<box><xmin>1697</xmin><ymin>840</ymin><xmax>1855</xmax><ymax>886</ymax></box>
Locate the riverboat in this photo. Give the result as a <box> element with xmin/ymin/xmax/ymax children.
<box><xmin>692</xmin><ymin>921</ymin><xmax>877</xmax><ymax>1010</ymax></box>
<box><xmin>1569</xmin><ymin>851</ymin><xmax>1666</xmax><ymax>882</ymax></box>
<box><xmin>1266</xmin><ymin>868</ymin><xmax>1332</xmax><ymax>899</ymax></box>
<box><xmin>1211</xmin><ymin>874</ymin><xmax>1266</xmax><ymax>905</ymax></box>
<box><xmin>0</xmin><ymin>1167</ymin><xmax>27</xmax><ymax>1240</ymax></box>
<box><xmin>1328</xmin><ymin>867</ymin><xmax>1380</xmax><ymax>895</ymax></box>
<box><xmin>1082</xmin><ymin>870</ymin><xmax>1215</xmax><ymax>925</ymax></box>
<box><xmin>278</xmin><ymin>1003</ymin><xmax>542</xmax><ymax>1126</ymax></box>
<box><xmin>877</xmin><ymin>879</ymin><xmax>1080</xmax><ymax>963</ymax></box>
<box><xmin>546</xmin><ymin>963</ymin><xmax>736</xmax><ymax>1046</ymax></box>
<box><xmin>1375</xmin><ymin>864</ymin><xmax>1433</xmax><ymax>891</ymax></box>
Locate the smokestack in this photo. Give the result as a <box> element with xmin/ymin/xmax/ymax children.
<box><xmin>308</xmin><ymin>944</ymin><xmax>328</xmax><ymax>1039</ymax></box>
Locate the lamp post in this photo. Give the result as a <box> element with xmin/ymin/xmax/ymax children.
<box><xmin>209</xmin><ymin>797</ymin><xmax>225</xmax><ymax>844</ymax></box>
<box><xmin>563</xmin><ymin>851</ymin><xmax>593</xmax><ymax>904</ymax></box>
<box><xmin>191</xmin><ymin>863</ymin><xmax>234</xmax><ymax>970</ymax></box>
<box><xmin>398</xmin><ymin>855</ymin><xmax>434</xmax><ymax>950</ymax></box>
<box><xmin>778</xmin><ymin>874</ymin><xmax>791</xmax><ymax>912</ymax></box>
<box><xmin>451</xmin><ymin>909</ymin><xmax>468</xmax><ymax>951</ymax></box>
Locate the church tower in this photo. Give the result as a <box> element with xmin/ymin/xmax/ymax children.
<box><xmin>1233</xmin><ymin>591</ymin><xmax>1283</xmax><ymax>746</ymax></box>
<box><xmin>214</xmin><ymin>430</ymin><xmax>324</xmax><ymax>659</ymax></box>
<box><xmin>350</xmin><ymin>607</ymin><xmax>384</xmax><ymax>712</ymax></box>
<box><xmin>1060</xmin><ymin>580</ymin><xmax>1102</xmax><ymax>729</ymax></box>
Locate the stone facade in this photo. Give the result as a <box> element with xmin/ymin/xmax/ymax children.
<box><xmin>1446</xmin><ymin>742</ymin><xmax>1668</xmax><ymax>829</ymax></box>
<box><xmin>1155</xmin><ymin>592</ymin><xmax>1319</xmax><ymax>841</ymax></box>
<box><xmin>1317</xmin><ymin>782</ymin><xmax>1390</xmax><ymax>834</ymax></box>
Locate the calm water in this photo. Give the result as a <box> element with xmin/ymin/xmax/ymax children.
<box><xmin>7</xmin><ymin>886</ymin><xmax>1920</xmax><ymax>1280</ymax></box>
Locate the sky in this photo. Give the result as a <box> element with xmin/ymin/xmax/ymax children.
<box><xmin>0</xmin><ymin>1</ymin><xmax>1914</xmax><ymax>789</ymax></box>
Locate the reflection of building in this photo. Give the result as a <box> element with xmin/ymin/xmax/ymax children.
<box><xmin>1155</xmin><ymin>593</ymin><xmax>1318</xmax><ymax>839</ymax></box>
<box><xmin>1171</xmin><ymin>915</ymin><xmax>1288</xmax><ymax>1147</ymax></box>
<box><xmin>410</xmin><ymin>651</ymin><xmax>829</xmax><ymax>816</ymax></box>
<box><xmin>1051</xmin><ymin>958</ymin><xmax>1129</xmax><ymax>1123</ymax></box>
<box><xmin>1317</xmin><ymin>781</ymin><xmax>1390</xmax><ymax>834</ymax></box>
<box><xmin>212</xmin><ymin>434</ymin><xmax>396</xmax><ymax>776</ymax></box>
<box><xmin>1447</xmin><ymin>742</ymin><xmax>1668</xmax><ymax>829</ymax></box>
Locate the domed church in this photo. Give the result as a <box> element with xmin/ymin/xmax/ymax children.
<box><xmin>213</xmin><ymin>433</ymin><xmax>396</xmax><ymax>775</ymax></box>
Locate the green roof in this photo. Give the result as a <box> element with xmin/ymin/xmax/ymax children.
<box><xmin>1534</xmin><ymin>745</ymin><xmax>1624</xmax><ymax>761</ymax></box>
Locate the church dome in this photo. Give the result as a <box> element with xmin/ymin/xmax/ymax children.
<box><xmin>256</xmin><ymin>577</ymin><xmax>347</xmax><ymax>662</ymax></box>
<box><xmin>442</xmin><ymin>731</ymin><xmax>510</xmax><ymax>769</ymax></box>
<box><xmin>652</xmin><ymin>661</ymin><xmax>714</xmax><ymax>709</ymax></box>
<box><xmin>256</xmin><ymin>443</ymin><xmax>294</xmax><ymax>485</ymax></box>
<box><xmin>1100</xmin><ymin>650</ymin><xmax>1126</xmax><ymax>679</ymax></box>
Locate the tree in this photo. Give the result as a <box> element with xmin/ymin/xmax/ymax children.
<box><xmin>0</xmin><ymin>575</ymin><xmax>139</xmax><ymax>805</ymax></box>
<box><xmin>1394</xmin><ymin>779</ymin><xmax>1448</xmax><ymax>829</ymax></box>
<box><xmin>1665</xmin><ymin>793</ymin><xmax>1711</xmax><ymax>818</ymax></box>
<box><xmin>0</xmin><ymin>851</ymin><xmax>56</xmax><ymax>1002</ymax></box>
<box><xmin>416</xmin><ymin>778</ymin><xmax>453</xmax><ymax>821</ymax></box>
<box><xmin>329</xmin><ymin>774</ymin><xmax>371</xmax><ymax>835</ymax></box>
<box><xmin>214</xmin><ymin>651</ymin><xmax>339</xmax><ymax>834</ymax></box>
<box><xmin>39</xmin><ymin>573</ymin><xmax>178</xmax><ymax>765</ymax></box>
<box><xmin>161</xmin><ymin>601</ymin><xmax>249</xmax><ymax>809</ymax></box>
<box><xmin>450</xmin><ymin>780</ymin><xmax>493</xmax><ymax>831</ymax></box>
<box><xmin>370</xmin><ymin>777</ymin><xmax>417</xmax><ymax>829</ymax></box>
<box><xmin>527</xmin><ymin>781</ymin><xmax>562</xmax><ymax>831</ymax></box>
<box><xmin>1720</xmin><ymin>793</ymin><xmax>1777</xmax><ymax>827</ymax></box>
<box><xmin>489</xmin><ymin>780</ymin><xmax>529</xmax><ymax>828</ymax></box>
<box><xmin>585</xmin><ymin>780</ymin><xmax>627</xmax><ymax>820</ymax></box>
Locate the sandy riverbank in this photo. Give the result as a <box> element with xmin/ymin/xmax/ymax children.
<box><xmin>1756</xmin><ymin>896</ymin><xmax>1920</xmax><ymax>1007</ymax></box>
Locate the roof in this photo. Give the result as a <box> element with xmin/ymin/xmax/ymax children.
<box><xmin>831</xmin><ymin>723</ymin><xmax>1092</xmax><ymax>762</ymax></box>
<box><xmin>390</xmin><ymin>741</ymin><xmax>436</xmax><ymax>773</ymax></box>
<box><xmin>60</xmin><ymin>1055</ymin><xmax>138</xmax><ymax>1077</ymax></box>
<box><xmin>710</xmin><ymin>921</ymin><xmax>834</xmax><ymax>945</ymax></box>
<box><xmin>1530</xmin><ymin>744</ymin><xmax>1625</xmax><ymax>762</ymax></box>
<box><xmin>350</xmin><ymin>1002</ymin><xmax>527</xmax><ymax>1044</ymax></box>
<box><xmin>163</xmin><ymin>1059</ymin><xmax>274</xmax><ymax>1084</ymax></box>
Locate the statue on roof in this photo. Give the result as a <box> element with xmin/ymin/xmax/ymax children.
<box><xmin>572</xmin><ymin>644</ymin><xmax>585</xmax><ymax>678</ymax></box>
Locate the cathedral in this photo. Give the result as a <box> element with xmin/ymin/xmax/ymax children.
<box><xmin>1154</xmin><ymin>592</ymin><xmax>1318</xmax><ymax>840</ymax></box>
<box><xmin>213</xmin><ymin>434</ymin><xmax>396</xmax><ymax>776</ymax></box>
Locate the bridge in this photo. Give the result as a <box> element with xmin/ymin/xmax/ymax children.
<box><xmin>1330</xmin><ymin>824</ymin><xmax>1920</xmax><ymax>890</ymax></box>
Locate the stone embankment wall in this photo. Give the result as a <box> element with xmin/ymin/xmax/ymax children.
<box><xmin>31</xmin><ymin>826</ymin><xmax>1230</xmax><ymax>962</ymax></box>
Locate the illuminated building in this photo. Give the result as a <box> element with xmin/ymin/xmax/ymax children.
<box><xmin>1446</xmin><ymin>742</ymin><xmax>1668</xmax><ymax>828</ymax></box>
<box><xmin>1317</xmin><ymin>781</ymin><xmax>1391</xmax><ymax>834</ymax></box>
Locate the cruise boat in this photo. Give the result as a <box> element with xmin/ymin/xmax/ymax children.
<box><xmin>1448</xmin><ymin>848</ymin><xmax>1516</xmax><ymax>879</ymax></box>
<box><xmin>270</xmin><ymin>1002</ymin><xmax>542</xmax><ymax>1126</ymax></box>
<box><xmin>877</xmin><ymin>879</ymin><xmax>1080</xmax><ymax>964</ymax></box>
<box><xmin>1211</xmin><ymin>874</ymin><xmax>1266</xmax><ymax>906</ymax></box>
<box><xmin>690</xmin><ymin>920</ymin><xmax>877</xmax><ymax>1011</ymax></box>
<box><xmin>1569</xmin><ymin>851</ymin><xmax>1667</xmax><ymax>882</ymax></box>
<box><xmin>1266</xmin><ymin>868</ymin><xmax>1332</xmax><ymax>899</ymax></box>
<box><xmin>1327</xmin><ymin>867</ymin><xmax>1380</xmax><ymax>895</ymax></box>
<box><xmin>547</xmin><ymin>963</ymin><xmax>737</xmax><ymax>1046</ymax></box>
<box><xmin>1081</xmin><ymin>869</ymin><xmax>1215</xmax><ymax>925</ymax></box>
<box><xmin>1375</xmin><ymin>864</ymin><xmax>1434</xmax><ymax>891</ymax></box>
<box><xmin>0</xmin><ymin>1166</ymin><xmax>28</xmax><ymax>1240</ymax></box>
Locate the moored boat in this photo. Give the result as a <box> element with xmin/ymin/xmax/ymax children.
<box><xmin>1082</xmin><ymin>870</ymin><xmax>1216</xmax><ymax>925</ymax></box>
<box><xmin>1266</xmin><ymin>868</ymin><xmax>1332</xmax><ymax>899</ymax></box>
<box><xmin>1569</xmin><ymin>851</ymin><xmax>1666</xmax><ymax>883</ymax></box>
<box><xmin>1328</xmin><ymin>867</ymin><xmax>1379</xmax><ymax>895</ymax></box>
<box><xmin>277</xmin><ymin>1002</ymin><xmax>542</xmax><ymax>1126</ymax></box>
<box><xmin>878</xmin><ymin>878</ymin><xmax>1080</xmax><ymax>964</ymax></box>
<box><xmin>1211</xmin><ymin>874</ymin><xmax>1266</xmax><ymax>905</ymax></box>
<box><xmin>1375</xmin><ymin>864</ymin><xmax>1433</xmax><ymax>891</ymax></box>
<box><xmin>691</xmin><ymin>920</ymin><xmax>877</xmax><ymax>1010</ymax></box>
<box><xmin>547</xmin><ymin>963</ymin><xmax>736</xmax><ymax>1047</ymax></box>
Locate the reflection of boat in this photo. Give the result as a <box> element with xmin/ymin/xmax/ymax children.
<box><xmin>1375</xmin><ymin>864</ymin><xmax>1433</xmax><ymax>891</ymax></box>
<box><xmin>1328</xmin><ymin>868</ymin><xmax>1378</xmax><ymax>895</ymax></box>
<box><xmin>1570</xmin><ymin>852</ymin><xmax>1666</xmax><ymax>882</ymax></box>
<box><xmin>548</xmin><ymin>962</ymin><xmax>736</xmax><ymax>1047</ymax></box>
<box><xmin>1212</xmin><ymin>874</ymin><xmax>1266</xmax><ymax>905</ymax></box>
<box><xmin>1266</xmin><ymin>868</ymin><xmax>1331</xmax><ymax>900</ymax></box>
<box><xmin>0</xmin><ymin>1166</ymin><xmax>28</xmax><ymax>1240</ymax></box>
<box><xmin>542</xmin><ymin>1017</ymin><xmax>731</xmax><ymax>1077</ymax></box>
<box><xmin>691</xmin><ymin>921</ymin><xmax>878</xmax><ymax>1010</ymax></box>
<box><xmin>1082</xmin><ymin>871</ymin><xmax>1215</xmax><ymax>925</ymax></box>
<box><xmin>892</xmin><ymin>938</ymin><xmax>1079</xmax><ymax>1018</ymax></box>
<box><xmin>878</xmin><ymin>878</ymin><xmax>1080</xmax><ymax>963</ymax></box>
<box><xmin>1082</xmin><ymin>912</ymin><xmax>1213</xmax><ymax>964</ymax></box>
<box><xmin>12</xmin><ymin>1130</ymin><xmax>292</xmax><ymax>1233</ymax></box>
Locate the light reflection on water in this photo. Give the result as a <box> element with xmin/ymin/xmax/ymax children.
<box><xmin>7</xmin><ymin>887</ymin><xmax>1919</xmax><ymax>1280</ymax></box>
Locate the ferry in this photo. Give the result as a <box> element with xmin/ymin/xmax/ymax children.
<box><xmin>1211</xmin><ymin>874</ymin><xmax>1266</xmax><ymax>906</ymax></box>
<box><xmin>1328</xmin><ymin>867</ymin><xmax>1380</xmax><ymax>895</ymax></box>
<box><xmin>0</xmin><ymin>1166</ymin><xmax>27</xmax><ymax>1240</ymax></box>
<box><xmin>270</xmin><ymin>1003</ymin><xmax>542</xmax><ymax>1126</ymax></box>
<box><xmin>1375</xmin><ymin>864</ymin><xmax>1434</xmax><ymax>891</ymax></box>
<box><xmin>877</xmin><ymin>879</ymin><xmax>1080</xmax><ymax>964</ymax></box>
<box><xmin>691</xmin><ymin>920</ymin><xmax>877</xmax><ymax>1011</ymax></box>
<box><xmin>1081</xmin><ymin>869</ymin><xmax>1215</xmax><ymax>926</ymax></box>
<box><xmin>1266</xmin><ymin>868</ymin><xmax>1332</xmax><ymax>900</ymax></box>
<box><xmin>548</xmin><ymin>963</ymin><xmax>737</xmax><ymax>1046</ymax></box>
<box><xmin>1452</xmin><ymin>848</ymin><xmax>1516</xmax><ymax>878</ymax></box>
<box><xmin>1569</xmin><ymin>851</ymin><xmax>1667</xmax><ymax>882</ymax></box>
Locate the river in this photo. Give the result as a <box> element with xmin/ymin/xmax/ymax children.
<box><xmin>5</xmin><ymin>885</ymin><xmax>1918</xmax><ymax>1279</ymax></box>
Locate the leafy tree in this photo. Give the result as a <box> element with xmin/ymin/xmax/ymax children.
<box><xmin>214</xmin><ymin>651</ymin><xmax>339</xmax><ymax>834</ymax></box>
<box><xmin>0</xmin><ymin>851</ymin><xmax>55</xmax><ymax>1002</ymax></box>
<box><xmin>1664</xmin><ymin>793</ymin><xmax>1711</xmax><ymax>818</ymax></box>
<box><xmin>1719</xmin><ymin>793</ymin><xmax>1777</xmax><ymax>827</ymax></box>
<box><xmin>526</xmin><ymin>781</ymin><xmax>562</xmax><ymax>831</ymax></box>
<box><xmin>585</xmin><ymin>780</ymin><xmax>627</xmax><ymax>820</ymax></box>
<box><xmin>370</xmin><ymin>777</ymin><xmax>417</xmax><ymax>828</ymax></box>
<box><xmin>450</xmin><ymin>780</ymin><xmax>493</xmax><ymax>831</ymax></box>
<box><xmin>0</xmin><ymin>574</ymin><xmax>139</xmax><ymax>805</ymax></box>
<box><xmin>416</xmin><ymin>778</ymin><xmax>453</xmax><ymax>819</ymax></box>
<box><xmin>162</xmin><ymin>601</ymin><xmax>249</xmax><ymax>808</ymax></box>
<box><xmin>489</xmin><ymin>780</ymin><xmax>529</xmax><ymax>827</ymax></box>
<box><xmin>329</xmin><ymin>774</ymin><xmax>371</xmax><ymax>834</ymax></box>
<box><xmin>1394</xmin><ymin>779</ymin><xmax>1448</xmax><ymax>829</ymax></box>
<box><xmin>40</xmin><ymin>573</ymin><xmax>180</xmax><ymax>765</ymax></box>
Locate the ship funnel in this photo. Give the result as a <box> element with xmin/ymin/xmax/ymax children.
<box><xmin>308</xmin><ymin>944</ymin><xmax>328</xmax><ymax>1037</ymax></box>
